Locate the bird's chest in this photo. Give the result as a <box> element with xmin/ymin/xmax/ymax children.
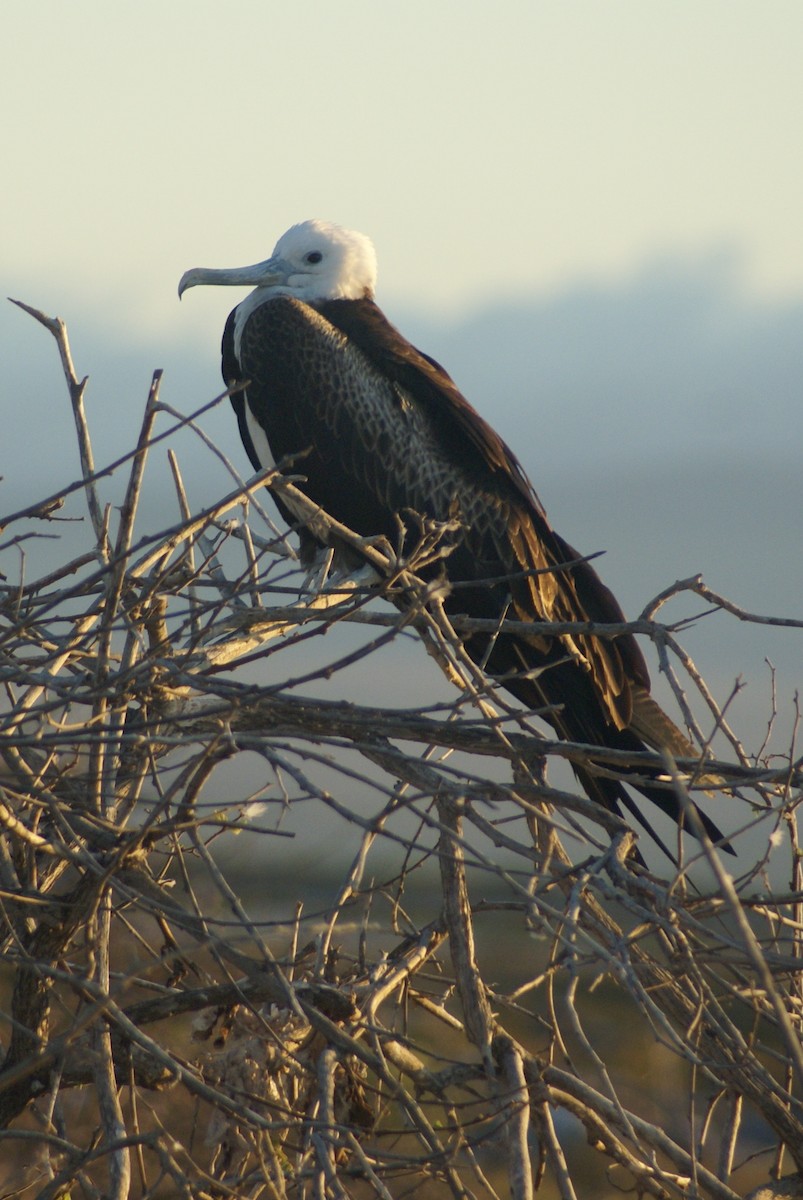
<box><xmin>233</xmin><ymin>297</ymin><xmax>512</xmax><ymax>555</ymax></box>
<box><xmin>238</xmin><ymin>301</ymin><xmax>439</xmax><ymax>479</ymax></box>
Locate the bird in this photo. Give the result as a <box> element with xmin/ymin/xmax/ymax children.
<box><xmin>179</xmin><ymin>218</ymin><xmax>729</xmax><ymax>858</ymax></box>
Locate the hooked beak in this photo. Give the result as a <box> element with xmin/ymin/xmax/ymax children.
<box><xmin>178</xmin><ymin>255</ymin><xmax>290</xmax><ymax>299</ymax></box>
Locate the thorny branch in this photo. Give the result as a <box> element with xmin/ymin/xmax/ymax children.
<box><xmin>0</xmin><ymin>304</ymin><xmax>801</xmax><ymax>1199</ymax></box>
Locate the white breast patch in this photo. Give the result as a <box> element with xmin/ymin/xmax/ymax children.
<box><xmin>245</xmin><ymin>399</ymin><xmax>276</xmax><ymax>470</ymax></box>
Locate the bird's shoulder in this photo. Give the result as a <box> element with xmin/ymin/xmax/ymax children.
<box><xmin>316</xmin><ymin>297</ymin><xmax>545</xmax><ymax>513</ymax></box>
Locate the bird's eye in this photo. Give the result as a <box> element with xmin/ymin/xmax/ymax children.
<box><xmin>305</xmin><ymin>251</ymin><xmax>323</xmax><ymax>264</ymax></box>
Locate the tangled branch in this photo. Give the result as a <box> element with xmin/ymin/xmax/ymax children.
<box><xmin>0</xmin><ymin>305</ymin><xmax>801</xmax><ymax>1199</ymax></box>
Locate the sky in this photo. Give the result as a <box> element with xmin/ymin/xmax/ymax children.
<box><xmin>3</xmin><ymin>1</ymin><xmax>803</xmax><ymax>331</ymax></box>
<box><xmin>1</xmin><ymin>1</ymin><xmax>801</xmax><ymax>777</ymax></box>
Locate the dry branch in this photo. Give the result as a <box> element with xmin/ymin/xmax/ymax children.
<box><xmin>0</xmin><ymin>305</ymin><xmax>801</xmax><ymax>1199</ymax></box>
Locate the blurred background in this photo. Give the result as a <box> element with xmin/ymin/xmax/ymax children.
<box><xmin>2</xmin><ymin>0</ymin><xmax>802</xmax><ymax>859</ymax></box>
<box><xmin>2</xmin><ymin>11</ymin><xmax>802</xmax><ymax>1189</ymax></box>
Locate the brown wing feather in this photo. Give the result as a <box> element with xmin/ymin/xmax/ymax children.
<box><xmin>317</xmin><ymin>299</ymin><xmax>543</xmax><ymax>511</ymax></box>
<box><xmin>319</xmin><ymin>297</ymin><xmax>649</xmax><ymax>729</ymax></box>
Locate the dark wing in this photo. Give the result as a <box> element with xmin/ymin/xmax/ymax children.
<box><xmin>318</xmin><ymin>298</ymin><xmax>544</xmax><ymax>515</ymax></box>
<box><xmin>318</xmin><ymin>297</ymin><xmax>652</xmax><ymax>728</ymax></box>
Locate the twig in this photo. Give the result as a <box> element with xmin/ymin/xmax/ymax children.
<box><xmin>10</xmin><ymin>300</ymin><xmax>108</xmax><ymax>554</ymax></box>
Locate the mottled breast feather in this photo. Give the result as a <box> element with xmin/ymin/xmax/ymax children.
<box><xmin>227</xmin><ymin>293</ymin><xmax>651</xmax><ymax>736</ymax></box>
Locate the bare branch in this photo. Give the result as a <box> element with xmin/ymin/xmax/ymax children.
<box><xmin>1</xmin><ymin>310</ymin><xmax>801</xmax><ymax>1198</ymax></box>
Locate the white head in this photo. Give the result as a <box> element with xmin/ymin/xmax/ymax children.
<box><xmin>178</xmin><ymin>219</ymin><xmax>377</xmax><ymax>303</ymax></box>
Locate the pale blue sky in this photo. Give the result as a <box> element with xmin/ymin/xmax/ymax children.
<box><xmin>3</xmin><ymin>1</ymin><xmax>803</xmax><ymax>336</ymax></box>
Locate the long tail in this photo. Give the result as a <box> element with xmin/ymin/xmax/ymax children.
<box><xmin>569</xmin><ymin>725</ymin><xmax>733</xmax><ymax>860</ymax></box>
<box><xmin>487</xmin><ymin>640</ymin><xmax>733</xmax><ymax>859</ymax></box>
